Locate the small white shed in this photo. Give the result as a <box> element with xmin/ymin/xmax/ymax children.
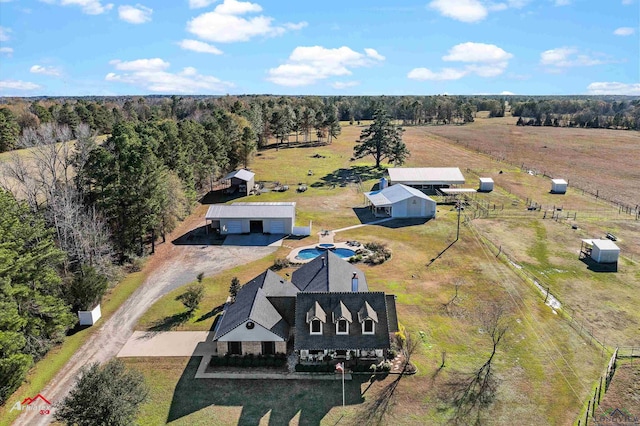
<box><xmin>590</xmin><ymin>239</ymin><xmax>620</xmax><ymax>264</ymax></box>
<box><xmin>551</xmin><ymin>179</ymin><xmax>567</xmax><ymax>194</ymax></box>
<box><xmin>479</xmin><ymin>178</ymin><xmax>494</xmax><ymax>192</ymax></box>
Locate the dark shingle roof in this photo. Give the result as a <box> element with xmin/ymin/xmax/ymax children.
<box><xmin>358</xmin><ymin>301</ymin><xmax>378</xmax><ymax>323</ymax></box>
<box><xmin>306</xmin><ymin>301</ymin><xmax>327</xmax><ymax>323</ymax></box>
<box><xmin>291</xmin><ymin>251</ymin><xmax>368</xmax><ymax>292</ymax></box>
<box><xmin>214</xmin><ymin>270</ymin><xmax>295</xmax><ymax>340</ymax></box>
<box><xmin>294</xmin><ymin>292</ymin><xmax>391</xmax><ymax>351</ymax></box>
<box><xmin>385</xmin><ymin>295</ymin><xmax>399</xmax><ymax>333</ymax></box>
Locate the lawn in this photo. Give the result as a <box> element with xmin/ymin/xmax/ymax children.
<box><xmin>129</xmin><ymin>122</ymin><xmax>611</xmax><ymax>425</ymax></box>
<box><xmin>0</xmin><ymin>270</ymin><xmax>147</xmax><ymax>426</ymax></box>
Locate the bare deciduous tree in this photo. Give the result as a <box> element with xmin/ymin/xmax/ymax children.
<box><xmin>442</xmin><ymin>302</ymin><xmax>510</xmax><ymax>425</ymax></box>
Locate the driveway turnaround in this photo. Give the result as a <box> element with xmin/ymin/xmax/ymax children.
<box><xmin>117</xmin><ymin>331</ymin><xmax>215</xmax><ymax>357</ymax></box>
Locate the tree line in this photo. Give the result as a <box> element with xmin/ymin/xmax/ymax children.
<box><xmin>512</xmin><ymin>98</ymin><xmax>640</xmax><ymax>129</ymax></box>
<box><xmin>2</xmin><ymin>95</ymin><xmax>638</xmax><ymax>153</ymax></box>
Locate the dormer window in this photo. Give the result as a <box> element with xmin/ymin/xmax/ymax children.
<box><xmin>363</xmin><ymin>319</ymin><xmax>375</xmax><ymax>334</ymax></box>
<box><xmin>336</xmin><ymin>319</ymin><xmax>349</xmax><ymax>335</ymax></box>
<box><xmin>310</xmin><ymin>319</ymin><xmax>322</xmax><ymax>334</ymax></box>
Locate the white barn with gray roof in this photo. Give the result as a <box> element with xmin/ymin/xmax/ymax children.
<box><xmin>364</xmin><ymin>184</ymin><xmax>436</xmax><ymax>218</ymax></box>
<box><xmin>206</xmin><ymin>202</ymin><xmax>296</xmax><ymax>234</ymax></box>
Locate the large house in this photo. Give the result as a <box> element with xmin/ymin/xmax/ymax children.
<box><xmin>213</xmin><ymin>251</ymin><xmax>399</xmax><ymax>362</ymax></box>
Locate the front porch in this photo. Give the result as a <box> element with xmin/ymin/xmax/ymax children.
<box><xmin>297</xmin><ymin>349</ymin><xmax>386</xmax><ymax>364</ymax></box>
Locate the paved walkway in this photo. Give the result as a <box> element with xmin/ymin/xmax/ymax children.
<box><xmin>332</xmin><ymin>217</ymin><xmax>394</xmax><ymax>233</ymax></box>
<box><xmin>117</xmin><ymin>331</ymin><xmax>216</xmax><ymax>357</ymax></box>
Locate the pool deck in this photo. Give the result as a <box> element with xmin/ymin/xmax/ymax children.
<box><xmin>286</xmin><ymin>239</ymin><xmax>362</xmax><ymax>264</ymax></box>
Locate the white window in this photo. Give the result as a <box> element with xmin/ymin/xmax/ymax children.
<box><xmin>310</xmin><ymin>319</ymin><xmax>322</xmax><ymax>335</ymax></box>
<box><xmin>362</xmin><ymin>319</ymin><xmax>375</xmax><ymax>334</ymax></box>
<box><xmin>336</xmin><ymin>319</ymin><xmax>349</xmax><ymax>335</ymax></box>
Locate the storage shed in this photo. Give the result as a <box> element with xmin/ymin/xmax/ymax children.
<box><xmin>580</xmin><ymin>239</ymin><xmax>620</xmax><ymax>264</ymax></box>
<box><xmin>479</xmin><ymin>178</ymin><xmax>494</xmax><ymax>192</ymax></box>
<box><xmin>364</xmin><ymin>184</ymin><xmax>436</xmax><ymax>218</ymax></box>
<box><xmin>551</xmin><ymin>179</ymin><xmax>568</xmax><ymax>194</ymax></box>
<box><xmin>223</xmin><ymin>169</ymin><xmax>255</xmax><ymax>196</ymax></box>
<box><xmin>206</xmin><ymin>202</ymin><xmax>296</xmax><ymax>234</ymax></box>
<box><xmin>387</xmin><ymin>167</ymin><xmax>465</xmax><ymax>194</ymax></box>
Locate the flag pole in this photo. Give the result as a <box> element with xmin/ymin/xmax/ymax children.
<box><xmin>342</xmin><ymin>363</ymin><xmax>345</xmax><ymax>407</ymax></box>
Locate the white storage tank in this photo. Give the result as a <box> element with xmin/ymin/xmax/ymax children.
<box><xmin>379</xmin><ymin>177</ymin><xmax>388</xmax><ymax>189</ymax></box>
<box><xmin>551</xmin><ymin>179</ymin><xmax>567</xmax><ymax>194</ymax></box>
<box><xmin>479</xmin><ymin>178</ymin><xmax>494</xmax><ymax>192</ymax></box>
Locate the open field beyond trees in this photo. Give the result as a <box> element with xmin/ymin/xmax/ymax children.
<box><xmin>422</xmin><ymin>117</ymin><xmax>640</xmax><ymax>207</ymax></box>
<box><xmin>121</xmin><ymin>120</ymin><xmax>640</xmax><ymax>425</ymax></box>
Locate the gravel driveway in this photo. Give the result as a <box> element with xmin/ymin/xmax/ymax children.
<box><xmin>15</xmin><ymin>230</ymin><xmax>275</xmax><ymax>426</ymax></box>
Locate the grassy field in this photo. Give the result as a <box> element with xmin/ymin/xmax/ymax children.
<box><xmin>0</xmin><ymin>270</ymin><xmax>147</xmax><ymax>426</ymax></box>
<box><xmin>128</xmin><ymin>123</ymin><xmax>615</xmax><ymax>425</ymax></box>
<box><xmin>421</xmin><ymin>117</ymin><xmax>640</xmax><ymax>207</ymax></box>
<box><xmin>597</xmin><ymin>360</ymin><xmax>640</xmax><ymax>417</ymax></box>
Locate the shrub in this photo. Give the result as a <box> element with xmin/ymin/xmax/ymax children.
<box><xmin>363</xmin><ymin>241</ymin><xmax>392</xmax><ymax>265</ymax></box>
<box><xmin>271</xmin><ymin>258</ymin><xmax>290</xmax><ymax>271</ymax></box>
<box><xmin>176</xmin><ymin>283</ymin><xmax>204</xmax><ymax>313</ymax></box>
<box><xmin>387</xmin><ymin>349</ymin><xmax>398</xmax><ymax>360</ymax></box>
<box><xmin>369</xmin><ymin>364</ymin><xmax>377</xmax><ymax>372</ymax></box>
<box><xmin>379</xmin><ymin>361</ymin><xmax>392</xmax><ymax>372</ymax></box>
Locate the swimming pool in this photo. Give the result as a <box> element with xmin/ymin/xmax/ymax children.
<box><xmin>296</xmin><ymin>247</ymin><xmax>356</xmax><ymax>261</ymax></box>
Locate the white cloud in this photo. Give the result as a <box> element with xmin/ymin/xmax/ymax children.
<box><xmin>407</xmin><ymin>68</ymin><xmax>468</xmax><ymax>81</ymax></box>
<box><xmin>30</xmin><ymin>65</ymin><xmax>62</xmax><ymax>76</ymax></box>
<box><xmin>0</xmin><ymin>47</ymin><xmax>13</xmax><ymax>55</ymax></box>
<box><xmin>587</xmin><ymin>82</ymin><xmax>640</xmax><ymax>95</ymax></box>
<box><xmin>443</xmin><ymin>42</ymin><xmax>513</xmax><ymax>63</ymax></box>
<box><xmin>409</xmin><ymin>42</ymin><xmax>513</xmax><ymax>81</ymax></box>
<box><xmin>178</xmin><ymin>39</ymin><xmax>223</xmax><ymax>54</ymax></box>
<box><xmin>105</xmin><ymin>58</ymin><xmax>233</xmax><ymax>93</ymax></box>
<box><xmin>0</xmin><ymin>80</ymin><xmax>41</xmax><ymax>91</ymax></box>
<box><xmin>109</xmin><ymin>58</ymin><xmax>170</xmax><ymax>72</ymax></box>
<box><xmin>284</xmin><ymin>22</ymin><xmax>308</xmax><ymax>30</ymax></box>
<box><xmin>0</xmin><ymin>26</ymin><xmax>11</xmax><ymax>41</ymax></box>
<box><xmin>428</xmin><ymin>0</ymin><xmax>529</xmax><ymax>22</ymax></box>
<box><xmin>48</xmin><ymin>0</ymin><xmax>114</xmax><ymax>15</ymax></box>
<box><xmin>118</xmin><ymin>4</ymin><xmax>152</xmax><ymax>24</ymax></box>
<box><xmin>187</xmin><ymin>0</ymin><xmax>306</xmax><ymax>43</ymax></box>
<box><xmin>553</xmin><ymin>0</ymin><xmax>571</xmax><ymax>5</ymax></box>
<box><xmin>500</xmin><ymin>90</ymin><xmax>515</xmax><ymax>95</ymax></box>
<box><xmin>540</xmin><ymin>47</ymin><xmax>607</xmax><ymax>68</ymax></box>
<box><xmin>429</xmin><ymin>0</ymin><xmax>487</xmax><ymax>22</ymax></box>
<box><xmin>622</xmin><ymin>0</ymin><xmax>634</xmax><ymax>4</ymax></box>
<box><xmin>267</xmin><ymin>46</ymin><xmax>385</xmax><ymax>87</ymax></box>
<box><xmin>189</xmin><ymin>0</ymin><xmax>217</xmax><ymax>8</ymax></box>
<box><xmin>364</xmin><ymin>48</ymin><xmax>385</xmax><ymax>61</ymax></box>
<box><xmin>215</xmin><ymin>0</ymin><xmax>260</xmax><ymax>14</ymax></box>
<box><xmin>614</xmin><ymin>27</ymin><xmax>635</xmax><ymax>36</ymax></box>
<box><xmin>331</xmin><ymin>81</ymin><xmax>360</xmax><ymax>89</ymax></box>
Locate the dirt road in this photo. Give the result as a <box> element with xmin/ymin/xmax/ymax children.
<box><xmin>15</xmin><ymin>209</ymin><xmax>276</xmax><ymax>426</ymax></box>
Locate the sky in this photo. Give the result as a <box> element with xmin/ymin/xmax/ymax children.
<box><xmin>0</xmin><ymin>0</ymin><xmax>638</xmax><ymax>96</ymax></box>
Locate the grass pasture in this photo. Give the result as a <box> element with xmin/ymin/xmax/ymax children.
<box><xmin>128</xmin><ymin>122</ymin><xmax>622</xmax><ymax>425</ymax></box>
<box><xmin>421</xmin><ymin>117</ymin><xmax>640</xmax><ymax>207</ymax></box>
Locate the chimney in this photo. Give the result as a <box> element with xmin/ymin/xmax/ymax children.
<box><xmin>351</xmin><ymin>272</ymin><xmax>358</xmax><ymax>292</ymax></box>
<box><xmin>322</xmin><ymin>257</ymin><xmax>326</xmax><ymax>267</ymax></box>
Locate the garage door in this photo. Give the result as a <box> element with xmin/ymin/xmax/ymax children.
<box><xmin>270</xmin><ymin>220</ymin><xmax>285</xmax><ymax>234</ymax></box>
<box><xmin>226</xmin><ymin>220</ymin><xmax>242</xmax><ymax>234</ymax></box>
